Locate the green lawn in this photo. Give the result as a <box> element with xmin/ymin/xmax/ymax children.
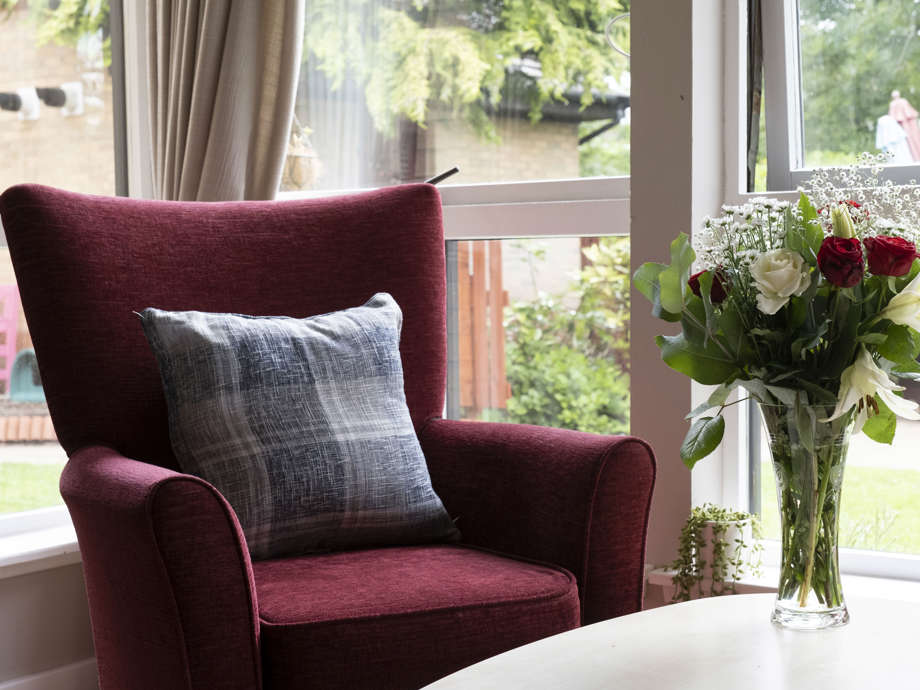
<box><xmin>761</xmin><ymin>463</ymin><xmax>920</xmax><ymax>554</ymax></box>
<box><xmin>0</xmin><ymin>462</ymin><xmax>66</xmax><ymax>514</ymax></box>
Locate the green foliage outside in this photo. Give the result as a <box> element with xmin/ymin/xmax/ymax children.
<box><xmin>501</xmin><ymin>237</ymin><xmax>630</xmax><ymax>435</ymax></box>
<box><xmin>1</xmin><ymin>0</ymin><xmax>110</xmax><ymax>65</ymax></box>
<box><xmin>799</xmin><ymin>0</ymin><xmax>920</xmax><ymax>161</ymax></box>
<box><xmin>760</xmin><ymin>460</ymin><xmax>920</xmax><ymax>555</ymax></box>
<box><xmin>0</xmin><ymin>461</ymin><xmax>65</xmax><ymax>514</ymax></box>
<box><xmin>579</xmin><ymin>122</ymin><xmax>630</xmax><ymax>178</ymax></box>
<box><xmin>305</xmin><ymin>0</ymin><xmax>630</xmax><ymax>137</ymax></box>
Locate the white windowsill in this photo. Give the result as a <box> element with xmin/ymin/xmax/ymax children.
<box><xmin>0</xmin><ymin>507</ymin><xmax>80</xmax><ymax>580</ymax></box>
<box><xmin>648</xmin><ymin>567</ymin><xmax>920</xmax><ymax>603</ymax></box>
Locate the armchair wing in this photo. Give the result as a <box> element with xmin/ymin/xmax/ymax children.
<box><xmin>419</xmin><ymin>419</ymin><xmax>656</xmax><ymax>624</ymax></box>
<box><xmin>62</xmin><ymin>445</ymin><xmax>261</xmax><ymax>690</ymax></box>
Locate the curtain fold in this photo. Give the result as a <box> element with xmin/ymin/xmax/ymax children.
<box><xmin>147</xmin><ymin>0</ymin><xmax>304</xmax><ymax>201</ymax></box>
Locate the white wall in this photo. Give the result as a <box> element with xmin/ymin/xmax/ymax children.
<box><xmin>630</xmin><ymin>0</ymin><xmax>726</xmax><ymax>567</ymax></box>
<box><xmin>0</xmin><ymin>563</ymin><xmax>96</xmax><ymax>688</ymax></box>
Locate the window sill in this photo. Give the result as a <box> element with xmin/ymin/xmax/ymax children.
<box><xmin>648</xmin><ymin>567</ymin><xmax>920</xmax><ymax>603</ymax></box>
<box><xmin>0</xmin><ymin>509</ymin><xmax>80</xmax><ymax>580</ymax></box>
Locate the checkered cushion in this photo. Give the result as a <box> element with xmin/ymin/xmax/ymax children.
<box><xmin>138</xmin><ymin>293</ymin><xmax>459</xmax><ymax>560</ymax></box>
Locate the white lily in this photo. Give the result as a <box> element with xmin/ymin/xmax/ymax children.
<box><xmin>880</xmin><ymin>271</ymin><xmax>920</xmax><ymax>332</ymax></box>
<box><xmin>824</xmin><ymin>346</ymin><xmax>920</xmax><ymax>432</ymax></box>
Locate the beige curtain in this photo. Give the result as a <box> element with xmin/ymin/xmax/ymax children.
<box><xmin>147</xmin><ymin>1</ymin><xmax>304</xmax><ymax>201</ymax></box>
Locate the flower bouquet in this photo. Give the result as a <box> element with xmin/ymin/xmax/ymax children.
<box><xmin>635</xmin><ymin>158</ymin><xmax>920</xmax><ymax>629</ymax></box>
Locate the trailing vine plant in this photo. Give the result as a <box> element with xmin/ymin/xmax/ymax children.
<box><xmin>670</xmin><ymin>503</ymin><xmax>763</xmax><ymax>602</ymax></box>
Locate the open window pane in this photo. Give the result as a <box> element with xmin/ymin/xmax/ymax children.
<box><xmin>284</xmin><ymin>1</ymin><xmax>631</xmax><ymax>192</ymax></box>
<box><xmin>0</xmin><ymin>1</ymin><xmax>114</xmax><ymax>513</ymax></box>
<box><xmin>799</xmin><ymin>0</ymin><xmax>920</xmax><ymax>169</ymax></box>
<box><xmin>446</xmin><ymin>236</ymin><xmax>629</xmax><ymax>435</ymax></box>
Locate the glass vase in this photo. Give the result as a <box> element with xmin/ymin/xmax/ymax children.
<box><xmin>759</xmin><ymin>402</ymin><xmax>854</xmax><ymax>630</ymax></box>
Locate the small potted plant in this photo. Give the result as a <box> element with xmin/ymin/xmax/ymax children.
<box><xmin>670</xmin><ymin>503</ymin><xmax>763</xmax><ymax>602</ymax></box>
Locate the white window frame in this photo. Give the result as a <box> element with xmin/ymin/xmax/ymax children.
<box><xmin>439</xmin><ymin>177</ymin><xmax>629</xmax><ymax>241</ymax></box>
<box><xmin>718</xmin><ymin>0</ymin><xmax>920</xmax><ymax>581</ymax></box>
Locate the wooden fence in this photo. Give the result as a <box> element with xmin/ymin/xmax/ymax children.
<box><xmin>455</xmin><ymin>240</ymin><xmax>511</xmax><ymax>416</ymax></box>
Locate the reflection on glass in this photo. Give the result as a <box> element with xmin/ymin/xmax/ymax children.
<box><xmin>799</xmin><ymin>0</ymin><xmax>920</xmax><ymax>169</ymax></box>
<box><xmin>447</xmin><ymin>237</ymin><xmax>630</xmax><ymax>435</ymax></box>
<box><xmin>283</xmin><ymin>1</ymin><xmax>631</xmax><ymax>191</ymax></box>
<box><xmin>0</xmin><ymin>1</ymin><xmax>113</xmax><ymax>513</ymax></box>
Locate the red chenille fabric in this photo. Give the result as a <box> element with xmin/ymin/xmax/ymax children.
<box><xmin>0</xmin><ymin>183</ymin><xmax>657</xmax><ymax>690</ymax></box>
<box><xmin>254</xmin><ymin>545</ymin><xmax>579</xmax><ymax>689</ymax></box>
<box><xmin>420</xmin><ymin>419</ymin><xmax>656</xmax><ymax>624</ymax></box>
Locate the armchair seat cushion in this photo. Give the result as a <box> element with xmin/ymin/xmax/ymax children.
<box><xmin>254</xmin><ymin>544</ymin><xmax>580</xmax><ymax>689</ymax></box>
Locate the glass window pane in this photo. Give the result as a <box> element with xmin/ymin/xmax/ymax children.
<box><xmin>283</xmin><ymin>1</ymin><xmax>631</xmax><ymax>192</ymax></box>
<box><xmin>0</xmin><ymin>1</ymin><xmax>115</xmax><ymax>514</ymax></box>
<box><xmin>798</xmin><ymin>0</ymin><xmax>920</xmax><ymax>169</ymax></box>
<box><xmin>446</xmin><ymin>236</ymin><xmax>630</xmax><ymax>435</ymax></box>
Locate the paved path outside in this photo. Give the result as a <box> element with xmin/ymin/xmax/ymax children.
<box><xmin>847</xmin><ymin>420</ymin><xmax>920</xmax><ymax>471</ymax></box>
<box><xmin>0</xmin><ymin>442</ymin><xmax>67</xmax><ymax>465</ymax></box>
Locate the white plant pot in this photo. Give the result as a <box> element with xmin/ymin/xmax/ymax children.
<box><xmin>694</xmin><ymin>518</ymin><xmax>756</xmax><ymax>590</ymax></box>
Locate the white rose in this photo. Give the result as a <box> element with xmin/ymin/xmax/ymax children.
<box><xmin>749</xmin><ymin>249</ymin><xmax>811</xmax><ymax>315</ymax></box>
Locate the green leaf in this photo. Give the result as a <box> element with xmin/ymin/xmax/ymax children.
<box><xmin>863</xmin><ymin>397</ymin><xmax>896</xmax><ymax>444</ymax></box>
<box><xmin>658</xmin><ymin>234</ymin><xmax>695</xmax><ymax>315</ymax></box>
<box><xmin>680</xmin><ymin>416</ymin><xmax>726</xmax><ymax>469</ymax></box>
<box><xmin>895</xmin><ymin>258</ymin><xmax>920</xmax><ymax>292</ymax></box>
<box><xmin>681</xmin><ymin>296</ymin><xmax>711</xmax><ymax>347</ymax></box>
<box><xmin>633</xmin><ymin>262</ymin><xmax>666</xmax><ymax>303</ymax></box>
<box><xmin>656</xmin><ymin>333</ymin><xmax>737</xmax><ymax>385</ymax></box>
<box><xmin>697</xmin><ymin>271</ymin><xmax>717</xmax><ymax>345</ymax></box>
<box><xmin>765</xmin><ymin>385</ymin><xmax>799</xmax><ymax>407</ymax></box>
<box><xmin>718</xmin><ymin>300</ymin><xmax>747</xmax><ymax>356</ymax></box>
<box><xmin>878</xmin><ymin>324</ymin><xmax>920</xmax><ymax>364</ymax></box>
<box><xmin>893</xmin><ymin>358</ymin><xmax>920</xmax><ymax>375</ymax></box>
<box><xmin>798</xmin><ymin>192</ymin><xmax>824</xmax><ymax>262</ymax></box>
<box><xmin>634</xmin><ymin>261</ymin><xmax>681</xmax><ymax>322</ymax></box>
<box><xmin>791</xmin><ymin>320</ymin><xmax>829</xmax><ymax>360</ymax></box>
<box><xmin>795</xmin><ymin>401</ymin><xmax>816</xmax><ymax>454</ymax></box>
<box><xmin>787</xmin><ymin>378</ymin><xmax>838</xmax><ymax>404</ymax></box>
<box><xmin>786</xmin><ymin>271</ymin><xmax>820</xmax><ymax>331</ymax></box>
<box><xmin>740</xmin><ymin>379</ymin><xmax>770</xmax><ymax>404</ymax></box>
<box><xmin>823</xmin><ymin>298</ymin><xmax>860</xmax><ymax>379</ymax></box>
<box><xmin>685</xmin><ymin>382</ymin><xmax>736</xmax><ymax>419</ymax></box>
<box><xmin>856</xmin><ymin>333</ymin><xmax>887</xmax><ymax>345</ymax></box>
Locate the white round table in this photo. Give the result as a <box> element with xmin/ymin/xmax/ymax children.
<box><xmin>423</xmin><ymin>594</ymin><xmax>919</xmax><ymax>689</ymax></box>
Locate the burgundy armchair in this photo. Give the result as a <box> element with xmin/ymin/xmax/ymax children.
<box><xmin>0</xmin><ymin>183</ymin><xmax>655</xmax><ymax>690</ymax></box>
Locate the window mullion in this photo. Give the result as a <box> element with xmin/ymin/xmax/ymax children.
<box><xmin>762</xmin><ymin>0</ymin><xmax>803</xmax><ymax>191</ymax></box>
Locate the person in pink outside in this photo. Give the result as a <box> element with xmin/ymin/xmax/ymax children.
<box><xmin>889</xmin><ymin>90</ymin><xmax>920</xmax><ymax>160</ymax></box>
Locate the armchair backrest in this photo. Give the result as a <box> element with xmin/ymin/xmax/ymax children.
<box><xmin>0</xmin><ymin>183</ymin><xmax>447</xmax><ymax>468</ymax></box>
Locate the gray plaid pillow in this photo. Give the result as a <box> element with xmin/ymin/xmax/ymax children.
<box><xmin>139</xmin><ymin>293</ymin><xmax>459</xmax><ymax>560</ymax></box>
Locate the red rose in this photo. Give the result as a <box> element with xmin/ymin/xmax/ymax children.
<box><xmin>863</xmin><ymin>235</ymin><xmax>917</xmax><ymax>276</ymax></box>
<box><xmin>817</xmin><ymin>237</ymin><xmax>864</xmax><ymax>287</ymax></box>
<box><xmin>688</xmin><ymin>269</ymin><xmax>728</xmax><ymax>303</ymax></box>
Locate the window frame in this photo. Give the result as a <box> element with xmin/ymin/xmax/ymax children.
<box><xmin>761</xmin><ymin>0</ymin><xmax>920</xmax><ymax>190</ymax></box>
<box><xmin>0</xmin><ymin>0</ymin><xmax>128</xmax><ymax>530</ymax></box>
<box><xmin>719</xmin><ymin>0</ymin><xmax>920</xmax><ymax>581</ymax></box>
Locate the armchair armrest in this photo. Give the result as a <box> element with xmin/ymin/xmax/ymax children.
<box><xmin>419</xmin><ymin>419</ymin><xmax>656</xmax><ymax>624</ymax></box>
<box><xmin>61</xmin><ymin>445</ymin><xmax>261</xmax><ymax>690</ymax></box>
